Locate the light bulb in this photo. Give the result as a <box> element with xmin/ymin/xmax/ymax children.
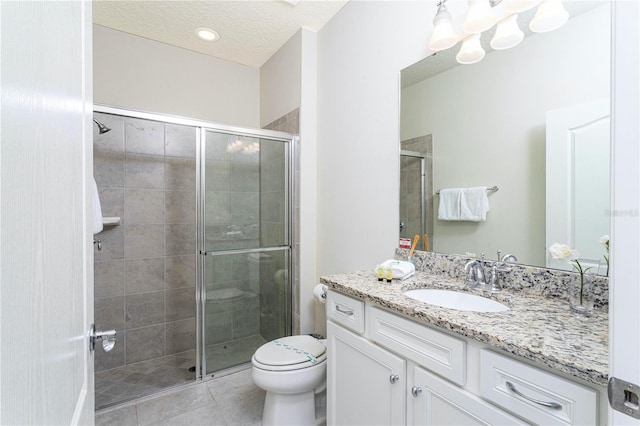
<box><xmin>529</xmin><ymin>0</ymin><xmax>569</xmax><ymax>33</ymax></box>
<box><xmin>490</xmin><ymin>14</ymin><xmax>524</xmax><ymax>50</ymax></box>
<box><xmin>456</xmin><ymin>34</ymin><xmax>485</xmax><ymax>64</ymax></box>
<box><xmin>428</xmin><ymin>3</ymin><xmax>458</xmax><ymax>52</ymax></box>
<box><xmin>462</xmin><ymin>0</ymin><xmax>496</xmax><ymax>34</ymax></box>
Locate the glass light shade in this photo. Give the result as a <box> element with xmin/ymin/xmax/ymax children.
<box><xmin>462</xmin><ymin>0</ymin><xmax>496</xmax><ymax>34</ymax></box>
<box><xmin>429</xmin><ymin>3</ymin><xmax>458</xmax><ymax>51</ymax></box>
<box><xmin>456</xmin><ymin>34</ymin><xmax>485</xmax><ymax>64</ymax></box>
<box><xmin>529</xmin><ymin>0</ymin><xmax>569</xmax><ymax>33</ymax></box>
<box><xmin>503</xmin><ymin>0</ymin><xmax>542</xmax><ymax>14</ymax></box>
<box><xmin>490</xmin><ymin>14</ymin><xmax>524</xmax><ymax>50</ymax></box>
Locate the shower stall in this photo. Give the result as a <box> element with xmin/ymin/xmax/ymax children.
<box><xmin>93</xmin><ymin>107</ymin><xmax>295</xmax><ymax>409</ymax></box>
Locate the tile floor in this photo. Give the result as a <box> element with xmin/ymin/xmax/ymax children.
<box><xmin>96</xmin><ymin>334</ymin><xmax>267</xmax><ymax>410</ymax></box>
<box><xmin>95</xmin><ymin>368</ymin><xmax>265</xmax><ymax>426</ymax></box>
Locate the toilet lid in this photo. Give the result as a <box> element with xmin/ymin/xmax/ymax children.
<box><xmin>254</xmin><ymin>336</ymin><xmax>326</xmax><ymax>367</ymax></box>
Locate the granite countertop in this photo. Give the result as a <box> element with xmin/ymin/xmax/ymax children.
<box><xmin>321</xmin><ymin>269</ymin><xmax>609</xmax><ymax>387</ymax></box>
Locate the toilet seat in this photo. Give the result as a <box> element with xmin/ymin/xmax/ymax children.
<box><xmin>253</xmin><ymin>335</ymin><xmax>327</xmax><ymax>372</ymax></box>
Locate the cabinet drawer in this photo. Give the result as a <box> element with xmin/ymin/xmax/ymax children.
<box><xmin>480</xmin><ymin>350</ymin><xmax>598</xmax><ymax>425</ymax></box>
<box><xmin>369</xmin><ymin>306</ymin><xmax>466</xmax><ymax>386</ymax></box>
<box><xmin>326</xmin><ymin>291</ymin><xmax>365</xmax><ymax>334</ymax></box>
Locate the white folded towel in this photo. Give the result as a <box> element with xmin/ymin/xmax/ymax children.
<box><xmin>378</xmin><ymin>260</ymin><xmax>416</xmax><ymax>280</ymax></box>
<box><xmin>92</xmin><ymin>177</ymin><xmax>104</xmax><ymax>235</ymax></box>
<box><xmin>437</xmin><ymin>188</ymin><xmax>462</xmax><ymax>221</ymax></box>
<box><xmin>438</xmin><ymin>186</ymin><xmax>490</xmax><ymax>222</ymax></box>
<box><xmin>460</xmin><ymin>187</ymin><xmax>490</xmax><ymax>222</ymax></box>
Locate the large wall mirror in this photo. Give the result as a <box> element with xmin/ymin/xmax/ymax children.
<box><xmin>400</xmin><ymin>1</ymin><xmax>610</xmax><ymax>273</ymax></box>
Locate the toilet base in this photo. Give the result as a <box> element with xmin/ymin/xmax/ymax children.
<box><xmin>262</xmin><ymin>390</ymin><xmax>318</xmax><ymax>426</ymax></box>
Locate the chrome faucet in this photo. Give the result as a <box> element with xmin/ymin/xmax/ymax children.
<box><xmin>487</xmin><ymin>250</ymin><xmax>514</xmax><ymax>293</ymax></box>
<box><xmin>464</xmin><ymin>256</ymin><xmax>486</xmax><ymax>288</ymax></box>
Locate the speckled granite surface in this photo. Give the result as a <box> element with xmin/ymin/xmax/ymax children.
<box><xmin>321</xmin><ymin>268</ymin><xmax>608</xmax><ymax>386</ymax></box>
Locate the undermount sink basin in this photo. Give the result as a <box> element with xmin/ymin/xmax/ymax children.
<box><xmin>403</xmin><ymin>289</ymin><xmax>509</xmax><ymax>313</ymax></box>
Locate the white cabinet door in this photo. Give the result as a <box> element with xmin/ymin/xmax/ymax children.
<box><xmin>327</xmin><ymin>321</ymin><xmax>406</xmax><ymax>426</ymax></box>
<box><xmin>411</xmin><ymin>366</ymin><xmax>526</xmax><ymax>426</ymax></box>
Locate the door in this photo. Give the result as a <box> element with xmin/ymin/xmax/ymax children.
<box><xmin>411</xmin><ymin>367</ymin><xmax>524</xmax><ymax>425</ymax></box>
<box><xmin>199</xmin><ymin>129</ymin><xmax>293</xmax><ymax>376</ymax></box>
<box><xmin>327</xmin><ymin>321</ymin><xmax>406</xmax><ymax>425</ymax></box>
<box><xmin>545</xmin><ymin>99</ymin><xmax>610</xmax><ymax>273</ymax></box>
<box><xmin>0</xmin><ymin>1</ymin><xmax>94</xmax><ymax>424</ymax></box>
<box><xmin>609</xmin><ymin>1</ymin><xmax>640</xmax><ymax>425</ymax></box>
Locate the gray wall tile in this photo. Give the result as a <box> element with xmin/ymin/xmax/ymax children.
<box><xmin>166</xmin><ymin>318</ymin><xmax>196</xmax><ymax>354</ymax></box>
<box><xmin>95</xmin><ymin>260</ymin><xmax>125</xmax><ymax>299</ymax></box>
<box><xmin>205</xmin><ymin>160</ymin><xmax>230</xmax><ymax>191</ymax></box>
<box><xmin>125</xmin><ymin>189</ymin><xmax>164</xmax><ymax>224</ymax></box>
<box><xmin>98</xmin><ymin>188</ymin><xmax>124</xmax><ymax>220</ymax></box>
<box><xmin>124</xmin><ymin>224</ymin><xmax>165</xmax><ymax>258</ymax></box>
<box><xmin>231</xmin><ymin>162</ymin><xmax>259</xmax><ymax>192</ymax></box>
<box><xmin>165</xmin><ymin>224</ymin><xmax>196</xmax><ymax>256</ymax></box>
<box><xmin>125</xmin><ymin>291</ymin><xmax>165</xmax><ymax>329</ymax></box>
<box><xmin>205</xmin><ymin>311</ymin><xmax>232</xmax><ymax>345</ymax></box>
<box><xmin>205</xmin><ymin>191</ymin><xmax>230</xmax><ymax>224</ymax></box>
<box><xmin>95</xmin><ymin>151</ymin><xmax>124</xmax><ymax>188</ymax></box>
<box><xmin>165</xmin><ymin>157</ymin><xmax>196</xmax><ymax>190</ymax></box>
<box><xmin>165</xmin><ymin>255</ymin><xmax>196</xmax><ymax>289</ymax></box>
<box><xmin>125</xmin><ymin>154</ymin><xmax>165</xmax><ymax>189</ymax></box>
<box><xmin>125</xmin><ymin>258</ymin><xmax>165</xmax><ymax>294</ymax></box>
<box><xmin>126</xmin><ymin>325</ymin><xmax>165</xmax><ymax>364</ymax></box>
<box><xmin>125</xmin><ymin>117</ymin><xmax>164</xmax><ymax>156</ymax></box>
<box><xmin>166</xmin><ymin>287</ymin><xmax>196</xmax><ymax>322</ymax></box>
<box><xmin>94</xmin><ymin>225</ymin><xmax>124</xmax><ymax>261</ymax></box>
<box><xmin>165</xmin><ymin>191</ymin><xmax>195</xmax><ymax>224</ymax></box>
<box><xmin>165</xmin><ymin>124</ymin><xmax>197</xmax><ymax>158</ymax></box>
<box><xmin>230</xmin><ymin>192</ymin><xmax>259</xmax><ymax>222</ymax></box>
<box><xmin>95</xmin><ymin>296</ymin><xmax>125</xmax><ymax>331</ymax></box>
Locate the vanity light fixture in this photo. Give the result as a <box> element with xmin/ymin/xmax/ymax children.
<box><xmin>195</xmin><ymin>27</ymin><xmax>220</xmax><ymax>41</ymax></box>
<box><xmin>456</xmin><ymin>34</ymin><xmax>486</xmax><ymax>64</ymax></box>
<box><xmin>490</xmin><ymin>14</ymin><xmax>524</xmax><ymax>50</ymax></box>
<box><xmin>462</xmin><ymin>0</ymin><xmax>496</xmax><ymax>34</ymax></box>
<box><xmin>426</xmin><ymin>0</ymin><xmax>569</xmax><ymax>65</ymax></box>
<box><xmin>529</xmin><ymin>0</ymin><xmax>569</xmax><ymax>33</ymax></box>
<box><xmin>503</xmin><ymin>0</ymin><xmax>542</xmax><ymax>14</ymax></box>
<box><xmin>428</xmin><ymin>1</ymin><xmax>458</xmax><ymax>52</ymax></box>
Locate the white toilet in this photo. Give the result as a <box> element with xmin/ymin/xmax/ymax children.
<box><xmin>251</xmin><ymin>335</ymin><xmax>327</xmax><ymax>426</ymax></box>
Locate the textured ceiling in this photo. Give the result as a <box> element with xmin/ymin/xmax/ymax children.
<box><xmin>93</xmin><ymin>0</ymin><xmax>349</xmax><ymax>68</ymax></box>
<box><xmin>401</xmin><ymin>1</ymin><xmax>607</xmax><ymax>88</ymax></box>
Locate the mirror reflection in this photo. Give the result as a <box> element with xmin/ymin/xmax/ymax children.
<box><xmin>400</xmin><ymin>2</ymin><xmax>610</xmax><ymax>272</ymax></box>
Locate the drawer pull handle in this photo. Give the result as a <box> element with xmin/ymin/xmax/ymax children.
<box><xmin>335</xmin><ymin>305</ymin><xmax>354</xmax><ymax>316</ymax></box>
<box><xmin>506</xmin><ymin>381</ymin><xmax>562</xmax><ymax>410</ymax></box>
<box><xmin>412</xmin><ymin>386</ymin><xmax>422</xmax><ymax>397</ymax></box>
<box><xmin>389</xmin><ymin>374</ymin><xmax>400</xmax><ymax>384</ymax></box>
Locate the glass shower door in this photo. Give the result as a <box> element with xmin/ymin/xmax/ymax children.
<box><xmin>198</xmin><ymin>129</ymin><xmax>292</xmax><ymax>376</ymax></box>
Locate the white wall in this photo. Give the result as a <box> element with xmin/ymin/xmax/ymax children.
<box><xmin>93</xmin><ymin>25</ymin><xmax>259</xmax><ymax>127</ymax></box>
<box><xmin>316</xmin><ymin>1</ymin><xmax>433</xmax><ymax>275</ymax></box>
<box><xmin>401</xmin><ymin>6</ymin><xmax>610</xmax><ymax>266</ymax></box>
<box><xmin>260</xmin><ymin>30</ymin><xmax>301</xmax><ymax>127</ymax></box>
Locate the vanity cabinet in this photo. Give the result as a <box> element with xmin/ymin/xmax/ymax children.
<box><xmin>327</xmin><ymin>321</ymin><xmax>406</xmax><ymax>425</ymax></box>
<box><xmin>326</xmin><ymin>290</ymin><xmax>603</xmax><ymax>426</ymax></box>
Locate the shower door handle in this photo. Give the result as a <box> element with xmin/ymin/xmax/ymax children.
<box><xmin>89</xmin><ymin>324</ymin><xmax>117</xmax><ymax>353</ymax></box>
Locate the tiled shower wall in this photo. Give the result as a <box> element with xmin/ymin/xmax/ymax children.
<box><xmin>93</xmin><ymin>113</ymin><xmax>197</xmax><ymax>372</ymax></box>
<box><xmin>263</xmin><ymin>108</ymin><xmax>300</xmax><ymax>334</ymax></box>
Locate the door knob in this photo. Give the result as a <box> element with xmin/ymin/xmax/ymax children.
<box><xmin>89</xmin><ymin>324</ymin><xmax>117</xmax><ymax>352</ymax></box>
<box><xmin>389</xmin><ymin>374</ymin><xmax>400</xmax><ymax>384</ymax></box>
<box><xmin>412</xmin><ymin>386</ymin><xmax>423</xmax><ymax>397</ymax></box>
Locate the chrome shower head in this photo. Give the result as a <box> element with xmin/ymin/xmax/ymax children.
<box><xmin>93</xmin><ymin>118</ymin><xmax>111</xmax><ymax>134</ymax></box>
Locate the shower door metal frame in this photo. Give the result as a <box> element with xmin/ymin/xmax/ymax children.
<box><xmin>196</xmin><ymin>127</ymin><xmax>296</xmax><ymax>379</ymax></box>
<box><xmin>400</xmin><ymin>150</ymin><xmax>426</xmax><ymax>250</ymax></box>
<box><xmin>93</xmin><ymin>104</ymin><xmax>296</xmax><ymax>382</ymax></box>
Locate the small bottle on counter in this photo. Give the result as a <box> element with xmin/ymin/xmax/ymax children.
<box><xmin>376</xmin><ymin>265</ymin><xmax>384</xmax><ymax>281</ymax></box>
<box><xmin>385</xmin><ymin>266</ymin><xmax>393</xmax><ymax>283</ymax></box>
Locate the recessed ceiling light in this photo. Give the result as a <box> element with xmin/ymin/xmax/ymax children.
<box><xmin>195</xmin><ymin>27</ymin><xmax>220</xmax><ymax>42</ymax></box>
